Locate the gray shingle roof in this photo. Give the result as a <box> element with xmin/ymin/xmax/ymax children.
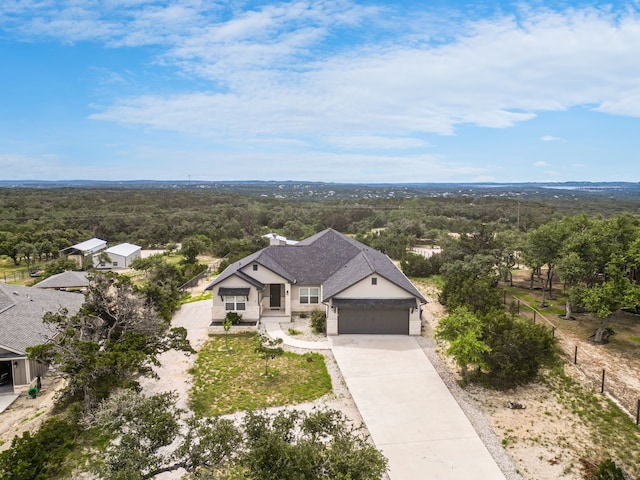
<box><xmin>0</xmin><ymin>284</ymin><xmax>84</xmax><ymax>354</ymax></box>
<box><xmin>206</xmin><ymin>229</ymin><xmax>426</xmax><ymax>303</ymax></box>
<box><xmin>34</xmin><ymin>271</ymin><xmax>90</xmax><ymax>290</ymax></box>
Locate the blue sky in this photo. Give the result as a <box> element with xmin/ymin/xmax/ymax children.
<box><xmin>1</xmin><ymin>0</ymin><xmax>640</xmax><ymax>183</ymax></box>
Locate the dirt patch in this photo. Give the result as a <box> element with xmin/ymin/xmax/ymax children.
<box><xmin>417</xmin><ymin>279</ymin><xmax>640</xmax><ymax>480</ymax></box>
<box><xmin>0</xmin><ymin>375</ymin><xmax>66</xmax><ymax>452</ymax></box>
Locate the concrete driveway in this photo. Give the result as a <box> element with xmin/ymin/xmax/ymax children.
<box><xmin>331</xmin><ymin>335</ymin><xmax>506</xmax><ymax>480</ymax></box>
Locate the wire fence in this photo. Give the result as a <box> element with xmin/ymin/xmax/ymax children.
<box><xmin>178</xmin><ymin>266</ymin><xmax>214</xmax><ymax>293</ymax></box>
<box><xmin>0</xmin><ymin>268</ymin><xmax>33</xmax><ymax>283</ymax></box>
<box><xmin>506</xmin><ymin>293</ymin><xmax>640</xmax><ymax>425</ymax></box>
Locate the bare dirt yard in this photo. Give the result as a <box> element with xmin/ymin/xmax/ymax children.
<box><xmin>415</xmin><ymin>277</ymin><xmax>640</xmax><ymax>480</ymax></box>
<box><xmin>0</xmin><ymin>375</ymin><xmax>65</xmax><ymax>451</ymax></box>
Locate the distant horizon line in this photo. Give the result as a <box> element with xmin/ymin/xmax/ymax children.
<box><xmin>2</xmin><ymin>179</ymin><xmax>639</xmax><ymax>186</ymax></box>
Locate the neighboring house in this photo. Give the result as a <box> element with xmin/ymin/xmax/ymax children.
<box><xmin>94</xmin><ymin>243</ymin><xmax>142</xmax><ymax>269</ymax></box>
<box><xmin>60</xmin><ymin>238</ymin><xmax>107</xmax><ymax>269</ymax></box>
<box><xmin>205</xmin><ymin>229</ymin><xmax>427</xmax><ymax>335</ymax></box>
<box><xmin>0</xmin><ymin>284</ymin><xmax>84</xmax><ymax>394</ymax></box>
<box><xmin>34</xmin><ymin>271</ymin><xmax>91</xmax><ymax>291</ymax></box>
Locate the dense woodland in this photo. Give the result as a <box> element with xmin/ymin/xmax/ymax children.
<box><xmin>0</xmin><ymin>186</ymin><xmax>617</xmax><ymax>266</ymax></box>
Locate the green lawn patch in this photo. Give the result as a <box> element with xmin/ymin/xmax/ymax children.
<box><xmin>190</xmin><ymin>333</ymin><xmax>332</xmax><ymax>416</ymax></box>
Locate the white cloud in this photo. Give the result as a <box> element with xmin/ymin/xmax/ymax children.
<box><xmin>85</xmin><ymin>3</ymin><xmax>640</xmax><ymax>144</ymax></box>
<box><xmin>324</xmin><ymin>136</ymin><xmax>428</xmax><ymax>150</ymax></box>
<box><xmin>540</xmin><ymin>135</ymin><xmax>561</xmax><ymax>141</ymax></box>
<box><xmin>6</xmin><ymin>2</ymin><xmax>640</xmax><ymax>161</ymax></box>
<box><xmin>534</xmin><ymin>161</ymin><xmax>549</xmax><ymax>167</ymax></box>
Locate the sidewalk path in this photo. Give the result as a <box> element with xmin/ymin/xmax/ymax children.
<box><xmin>261</xmin><ymin>318</ymin><xmax>331</xmax><ymax>350</ymax></box>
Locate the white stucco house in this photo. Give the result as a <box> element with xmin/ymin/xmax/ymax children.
<box><xmin>205</xmin><ymin>229</ymin><xmax>427</xmax><ymax>335</ymax></box>
<box><xmin>94</xmin><ymin>243</ymin><xmax>142</xmax><ymax>269</ymax></box>
<box><xmin>0</xmin><ymin>284</ymin><xmax>84</xmax><ymax>394</ymax></box>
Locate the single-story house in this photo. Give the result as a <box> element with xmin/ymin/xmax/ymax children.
<box><xmin>0</xmin><ymin>284</ymin><xmax>84</xmax><ymax>394</ymax></box>
<box><xmin>34</xmin><ymin>271</ymin><xmax>90</xmax><ymax>291</ymax></box>
<box><xmin>205</xmin><ymin>229</ymin><xmax>427</xmax><ymax>335</ymax></box>
<box><xmin>94</xmin><ymin>242</ymin><xmax>142</xmax><ymax>269</ymax></box>
<box><xmin>60</xmin><ymin>238</ymin><xmax>107</xmax><ymax>269</ymax></box>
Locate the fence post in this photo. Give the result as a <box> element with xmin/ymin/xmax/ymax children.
<box><xmin>504</xmin><ymin>291</ymin><xmax>507</xmax><ymax>305</ymax></box>
<box><xmin>637</xmin><ymin>399</ymin><xmax>639</xmax><ymax>426</ymax></box>
<box><xmin>552</xmin><ymin>326</ymin><xmax>556</xmax><ymax>338</ymax></box>
<box><xmin>533</xmin><ymin>311</ymin><xmax>536</xmax><ymax>324</ymax></box>
<box><xmin>517</xmin><ymin>299</ymin><xmax>520</xmax><ymax>314</ymax></box>
<box><xmin>601</xmin><ymin>369</ymin><xmax>605</xmax><ymax>394</ymax></box>
<box><xmin>574</xmin><ymin>345</ymin><xmax>578</xmax><ymax>365</ymax></box>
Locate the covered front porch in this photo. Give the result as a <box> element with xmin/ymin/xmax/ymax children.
<box><xmin>260</xmin><ymin>282</ymin><xmax>291</xmax><ymax>317</ymax></box>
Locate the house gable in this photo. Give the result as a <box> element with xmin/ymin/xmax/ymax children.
<box><xmin>331</xmin><ymin>273</ymin><xmax>416</xmax><ymax>300</ymax></box>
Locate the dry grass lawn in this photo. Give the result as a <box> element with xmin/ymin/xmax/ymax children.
<box><xmin>189</xmin><ymin>333</ymin><xmax>332</xmax><ymax>416</ymax></box>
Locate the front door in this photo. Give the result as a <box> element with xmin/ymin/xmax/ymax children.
<box><xmin>269</xmin><ymin>284</ymin><xmax>281</xmax><ymax>309</ymax></box>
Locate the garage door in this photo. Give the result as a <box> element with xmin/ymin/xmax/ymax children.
<box><xmin>338</xmin><ymin>308</ymin><xmax>409</xmax><ymax>334</ymax></box>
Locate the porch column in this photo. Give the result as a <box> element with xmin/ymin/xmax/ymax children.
<box><xmin>285</xmin><ymin>283</ymin><xmax>292</xmax><ymax>316</ymax></box>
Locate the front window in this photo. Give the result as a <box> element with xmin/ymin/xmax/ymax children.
<box><xmin>224</xmin><ymin>296</ymin><xmax>246</xmax><ymax>311</ymax></box>
<box><xmin>299</xmin><ymin>287</ymin><xmax>319</xmax><ymax>304</ymax></box>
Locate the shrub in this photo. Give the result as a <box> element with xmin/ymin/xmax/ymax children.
<box><xmin>310</xmin><ymin>309</ymin><xmax>326</xmax><ymax>334</ymax></box>
<box><xmin>594</xmin><ymin>459</ymin><xmax>625</xmax><ymax>480</ymax></box>
<box><xmin>226</xmin><ymin>312</ymin><xmax>243</xmax><ymax>325</ymax></box>
<box><xmin>0</xmin><ymin>416</ymin><xmax>80</xmax><ymax>480</ymax></box>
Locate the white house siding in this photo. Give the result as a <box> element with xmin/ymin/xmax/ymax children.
<box><xmin>291</xmin><ymin>284</ymin><xmax>324</xmax><ymax>314</ymax></box>
<box><xmin>336</xmin><ymin>274</ymin><xmax>413</xmax><ymax>298</ymax></box>
<box><xmin>211</xmin><ymin>277</ymin><xmax>261</xmax><ymax>322</ymax></box>
<box><xmin>13</xmin><ymin>359</ymin><xmax>27</xmax><ymax>386</ymax></box>
<box><xmin>239</xmin><ymin>263</ymin><xmax>287</xmax><ymax>284</ymax></box>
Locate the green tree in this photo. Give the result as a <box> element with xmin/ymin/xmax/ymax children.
<box><xmin>90</xmin><ymin>395</ymin><xmax>386</xmax><ymax>480</ymax></box>
<box><xmin>90</xmin><ymin>391</ymin><xmax>242</xmax><ymax>480</ymax></box>
<box><xmin>41</xmin><ymin>256</ymin><xmax>78</xmax><ymax>278</ymax></box>
<box><xmin>435</xmin><ymin>307</ymin><xmax>490</xmax><ymax>380</ymax></box>
<box><xmin>481</xmin><ymin>311</ymin><xmax>558</xmax><ymax>388</ymax></box>
<box><xmin>254</xmin><ymin>335</ymin><xmax>284</xmax><ymax>377</ymax></box>
<box><xmin>439</xmin><ymin>255</ymin><xmax>502</xmax><ymax>314</ymax></box>
<box><xmin>27</xmin><ymin>273</ymin><xmax>193</xmax><ymax>410</ymax></box>
<box><xmin>0</xmin><ymin>416</ymin><xmax>80</xmax><ymax>480</ymax></box>
<box><xmin>579</xmin><ymin>256</ymin><xmax>640</xmax><ymax>343</ymax></box>
<box><xmin>131</xmin><ymin>255</ymin><xmax>185</xmax><ymax>320</ymax></box>
<box><xmin>241</xmin><ymin>409</ymin><xmax>387</xmax><ymax>480</ymax></box>
<box><xmin>181</xmin><ymin>235</ymin><xmax>208</xmax><ymax>264</ymax></box>
<box><xmin>522</xmin><ymin>219</ymin><xmax>570</xmax><ymax>307</ymax></box>
<box><xmin>401</xmin><ymin>252</ymin><xmax>432</xmax><ymax>277</ymax></box>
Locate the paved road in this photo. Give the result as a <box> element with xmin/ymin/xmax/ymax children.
<box><xmin>331</xmin><ymin>335</ymin><xmax>506</xmax><ymax>480</ymax></box>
